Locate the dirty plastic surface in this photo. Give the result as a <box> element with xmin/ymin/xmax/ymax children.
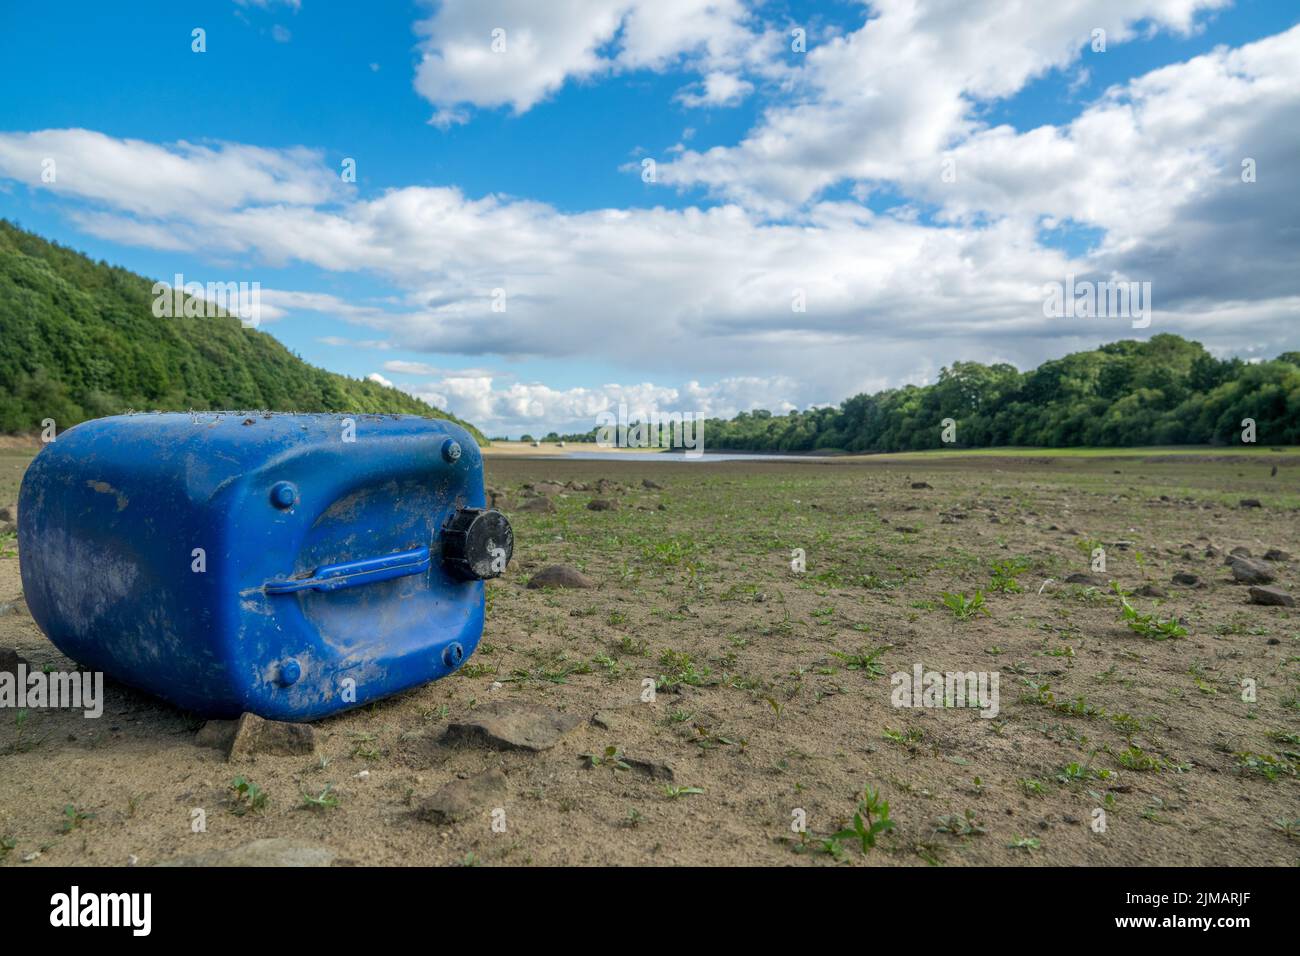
<box><xmin>18</xmin><ymin>412</ymin><xmax>492</xmax><ymax>720</ymax></box>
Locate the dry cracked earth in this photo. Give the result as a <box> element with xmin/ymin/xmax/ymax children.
<box><xmin>1</xmin><ymin>446</ymin><xmax>1298</xmax><ymax>866</ymax></box>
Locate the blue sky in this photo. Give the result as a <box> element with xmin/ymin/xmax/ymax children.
<box><xmin>2</xmin><ymin>0</ymin><xmax>1298</xmax><ymax>435</ymax></box>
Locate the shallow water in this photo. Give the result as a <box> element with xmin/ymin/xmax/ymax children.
<box><xmin>543</xmin><ymin>451</ymin><xmax>834</xmax><ymax>463</ymax></box>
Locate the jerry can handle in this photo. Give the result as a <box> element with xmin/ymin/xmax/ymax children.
<box><xmin>264</xmin><ymin>545</ymin><xmax>431</xmax><ymax>594</ymax></box>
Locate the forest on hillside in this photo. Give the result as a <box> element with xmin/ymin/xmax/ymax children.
<box><xmin>0</xmin><ymin>221</ymin><xmax>485</xmax><ymax>441</ymax></box>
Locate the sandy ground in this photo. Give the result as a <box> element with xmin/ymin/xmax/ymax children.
<box><xmin>1</xmin><ymin>450</ymin><xmax>1297</xmax><ymax>866</ymax></box>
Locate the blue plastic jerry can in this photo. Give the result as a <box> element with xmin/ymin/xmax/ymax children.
<box><xmin>17</xmin><ymin>413</ymin><xmax>513</xmax><ymax>720</ymax></box>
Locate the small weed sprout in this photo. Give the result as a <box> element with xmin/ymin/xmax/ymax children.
<box><xmin>833</xmin><ymin>785</ymin><xmax>895</xmax><ymax>855</ymax></box>
<box><xmin>1113</xmin><ymin>583</ymin><xmax>1186</xmax><ymax>639</ymax></box>
<box><xmin>229</xmin><ymin>776</ymin><xmax>268</xmax><ymax>815</ymax></box>
<box><xmin>942</xmin><ymin>591</ymin><xmax>989</xmax><ymax>621</ymax></box>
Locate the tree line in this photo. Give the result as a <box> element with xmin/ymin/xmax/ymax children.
<box><xmin>704</xmin><ymin>335</ymin><xmax>1300</xmax><ymax>452</ymax></box>
<box><xmin>541</xmin><ymin>334</ymin><xmax>1300</xmax><ymax>451</ymax></box>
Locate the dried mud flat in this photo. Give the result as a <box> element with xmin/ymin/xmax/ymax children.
<box><xmin>1</xmin><ymin>450</ymin><xmax>1297</xmax><ymax>867</ymax></box>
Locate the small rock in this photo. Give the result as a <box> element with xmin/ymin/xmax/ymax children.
<box><xmin>1171</xmin><ymin>572</ymin><xmax>1202</xmax><ymax>587</ymax></box>
<box><xmin>910</xmin><ymin>481</ymin><xmax>932</xmax><ymax>490</ymax></box>
<box><xmin>1065</xmin><ymin>572</ymin><xmax>1108</xmax><ymax>587</ymax></box>
<box><xmin>527</xmin><ymin>565</ymin><xmax>594</xmax><ymax>589</ymax></box>
<box><xmin>158</xmin><ymin>838</ymin><xmax>334</xmax><ymax>867</ymax></box>
<box><xmin>200</xmin><ymin>713</ymin><xmax>317</xmax><ymax>760</ymax></box>
<box><xmin>519</xmin><ymin>497</ymin><xmax>556</xmax><ymax>514</ymax></box>
<box><xmin>1136</xmin><ymin>584</ymin><xmax>1167</xmax><ymax>598</ymax></box>
<box><xmin>1228</xmin><ymin>556</ymin><xmax>1276</xmax><ymax>585</ymax></box>
<box><xmin>0</xmin><ymin>647</ymin><xmax>28</xmax><ymax>675</ymax></box>
<box><xmin>642</xmin><ymin>479</ymin><xmax>664</xmax><ymax>490</ymax></box>
<box><xmin>1228</xmin><ymin>546</ymin><xmax>1252</xmax><ymax>559</ymax></box>
<box><xmin>485</xmin><ymin>488</ymin><xmax>514</xmax><ymax>511</ymax></box>
<box><xmin>1264</xmin><ymin>549</ymin><xmax>1291</xmax><ymax>562</ymax></box>
<box><xmin>1239</xmin><ymin>498</ymin><xmax>1262</xmax><ymax>508</ymax></box>
<box><xmin>195</xmin><ymin>719</ymin><xmax>239</xmax><ymax>751</ymax></box>
<box><xmin>443</xmin><ymin>701</ymin><xmax>582</xmax><ymax>752</ymax></box>
<box><xmin>619</xmin><ymin>756</ymin><xmax>675</xmax><ymax>781</ymax></box>
<box><xmin>1248</xmin><ymin>586</ymin><xmax>1295</xmax><ymax>607</ymax></box>
<box><xmin>0</xmin><ymin>503</ymin><xmax>16</xmax><ymax>524</ymax></box>
<box><xmin>567</xmin><ymin>481</ymin><xmax>590</xmax><ymax>492</ymax></box>
<box><xmin>587</xmin><ymin>499</ymin><xmax>616</xmax><ymax>511</ymax></box>
<box><xmin>416</xmin><ymin>769</ymin><xmax>508</xmax><ymax>825</ymax></box>
<box><xmin>534</xmin><ymin>482</ymin><xmax>565</xmax><ymax>496</ymax></box>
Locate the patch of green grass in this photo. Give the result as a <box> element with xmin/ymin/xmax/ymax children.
<box><xmin>989</xmin><ymin>557</ymin><xmax>1032</xmax><ymax>593</ymax></box>
<box><xmin>9</xmin><ymin>708</ymin><xmax>42</xmax><ymax>754</ymax></box>
<box><xmin>1056</xmin><ymin>762</ymin><xmax>1114</xmax><ymax>785</ymax></box>
<box><xmin>882</xmin><ymin>727</ymin><xmax>925</xmax><ymax>752</ymax></box>
<box><xmin>942</xmin><ymin>590</ymin><xmax>989</xmax><ymax>621</ymax></box>
<box><xmin>1116</xmin><ymin>745</ymin><xmax>1164</xmax><ymax>772</ymax></box>
<box><xmin>934</xmin><ymin>809</ymin><xmax>986</xmax><ymax>837</ymax></box>
<box><xmin>1270</xmin><ymin>818</ymin><xmax>1300</xmax><ymax>842</ymax></box>
<box><xmin>60</xmin><ymin>805</ymin><xmax>94</xmax><ymax>833</ymax></box>
<box><xmin>615</xmin><ymin>634</ymin><xmax>649</xmax><ymax>656</ymax></box>
<box><xmin>228</xmin><ymin>776</ymin><xmax>268</xmax><ymax>816</ymax></box>
<box><xmin>657</xmin><ymin>649</ymin><xmax>712</xmax><ymax>689</ymax></box>
<box><xmin>1235</xmin><ymin>752</ymin><xmax>1295</xmax><ymax>781</ymax></box>
<box><xmin>300</xmin><ymin>784</ymin><xmax>340</xmax><ymax>811</ymax></box>
<box><xmin>582</xmin><ymin>746</ymin><xmax>631</xmax><ymax>771</ymax></box>
<box><xmin>1114</xmin><ymin>584</ymin><xmax>1187</xmax><ymax>639</ymax></box>
<box><xmin>1019</xmin><ymin>778</ymin><xmax>1049</xmax><ymax>796</ymax></box>
<box><xmin>662</xmin><ymin>785</ymin><xmax>705</xmax><ymax>800</ymax></box>
<box><xmin>1024</xmin><ymin>681</ymin><xmax>1103</xmax><ymax>718</ymax></box>
<box><xmin>830</xmin><ymin>645</ymin><xmax>889</xmax><ymax>676</ymax></box>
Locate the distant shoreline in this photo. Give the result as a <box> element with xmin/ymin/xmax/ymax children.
<box><xmin>482</xmin><ymin>441</ymin><xmax>1300</xmax><ymax>462</ymax></box>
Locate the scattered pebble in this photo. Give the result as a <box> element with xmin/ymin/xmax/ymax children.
<box><xmin>442</xmin><ymin>700</ymin><xmax>582</xmax><ymax>752</ymax></box>
<box><xmin>1228</xmin><ymin>556</ymin><xmax>1276</xmax><ymax>585</ymax></box>
<box><xmin>1248</xmin><ymin>585</ymin><xmax>1295</xmax><ymax>607</ymax></box>
<box><xmin>527</xmin><ymin>565</ymin><xmax>594</xmax><ymax>589</ymax></box>
<box><xmin>416</xmin><ymin>768</ymin><xmax>508</xmax><ymax>825</ymax></box>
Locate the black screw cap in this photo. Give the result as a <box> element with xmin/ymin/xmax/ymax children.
<box><xmin>441</xmin><ymin>508</ymin><xmax>513</xmax><ymax>580</ymax></box>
